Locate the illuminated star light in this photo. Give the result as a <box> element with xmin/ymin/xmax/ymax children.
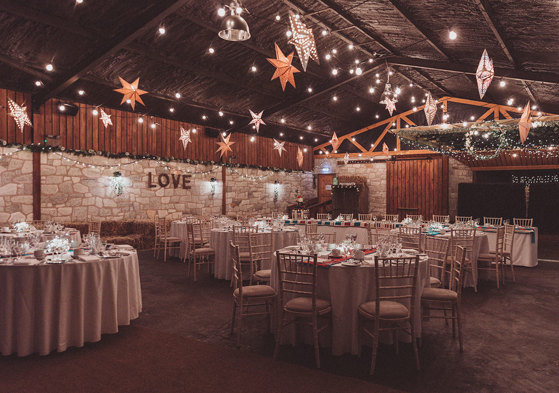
<box><xmin>216</xmin><ymin>133</ymin><xmax>235</xmax><ymax>158</ymax></box>
<box><xmin>273</xmin><ymin>139</ymin><xmax>287</xmax><ymax>157</ymax></box>
<box><xmin>99</xmin><ymin>109</ymin><xmax>112</xmax><ymax>128</ymax></box>
<box><xmin>249</xmin><ymin>109</ymin><xmax>266</xmax><ymax>133</ymax></box>
<box><xmin>266</xmin><ymin>43</ymin><xmax>300</xmax><ymax>91</ymax></box>
<box><xmin>113</xmin><ymin>76</ymin><xmax>148</xmax><ymax>110</ymax></box>
<box><xmin>288</xmin><ymin>12</ymin><xmax>320</xmax><ymax>72</ymax></box>
<box><xmin>179</xmin><ymin>127</ymin><xmax>192</xmax><ymax>150</ymax></box>
<box><xmin>297</xmin><ymin>146</ymin><xmax>304</xmax><ymax>167</ymax></box>
<box><xmin>476</xmin><ymin>49</ymin><xmax>494</xmax><ymax>100</ymax></box>
<box><xmin>7</xmin><ymin>99</ymin><xmax>32</xmax><ymax>132</ymax></box>
<box><xmin>424</xmin><ymin>92</ymin><xmax>437</xmax><ymax>126</ymax></box>
<box><xmin>330</xmin><ymin>132</ymin><xmax>340</xmax><ymax>151</ymax></box>
<box><xmin>383</xmin><ymin>97</ymin><xmax>397</xmax><ymax>116</ymax></box>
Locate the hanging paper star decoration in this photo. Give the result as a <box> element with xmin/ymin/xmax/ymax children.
<box><xmin>382</xmin><ymin>97</ymin><xmax>397</xmax><ymax>116</ymax></box>
<box><xmin>216</xmin><ymin>133</ymin><xmax>235</xmax><ymax>158</ymax></box>
<box><xmin>330</xmin><ymin>132</ymin><xmax>340</xmax><ymax>151</ymax></box>
<box><xmin>343</xmin><ymin>153</ymin><xmax>350</xmax><ymax>165</ymax></box>
<box><xmin>383</xmin><ymin>142</ymin><xmax>389</xmax><ymax>155</ymax></box>
<box><xmin>114</xmin><ymin>77</ymin><xmax>148</xmax><ymax>110</ymax></box>
<box><xmin>380</xmin><ymin>81</ymin><xmax>397</xmax><ymax>116</ymax></box>
<box><xmin>273</xmin><ymin>139</ymin><xmax>287</xmax><ymax>157</ymax></box>
<box><xmin>266</xmin><ymin>43</ymin><xmax>300</xmax><ymax>91</ymax></box>
<box><xmin>424</xmin><ymin>92</ymin><xmax>437</xmax><ymax>126</ymax></box>
<box><xmin>99</xmin><ymin>109</ymin><xmax>112</xmax><ymax>128</ymax></box>
<box><xmin>249</xmin><ymin>110</ymin><xmax>266</xmax><ymax>133</ymax></box>
<box><xmin>476</xmin><ymin>49</ymin><xmax>494</xmax><ymax>100</ymax></box>
<box><xmin>179</xmin><ymin>127</ymin><xmax>191</xmax><ymax>150</ymax></box>
<box><xmin>297</xmin><ymin>146</ymin><xmax>304</xmax><ymax>168</ymax></box>
<box><xmin>288</xmin><ymin>12</ymin><xmax>319</xmax><ymax>72</ymax></box>
<box><xmin>7</xmin><ymin>99</ymin><xmax>32</xmax><ymax>132</ymax></box>
<box><xmin>519</xmin><ymin>102</ymin><xmax>532</xmax><ymax>144</ymax></box>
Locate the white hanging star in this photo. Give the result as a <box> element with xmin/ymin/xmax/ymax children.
<box><xmin>424</xmin><ymin>92</ymin><xmax>437</xmax><ymax>126</ymax></box>
<box><xmin>249</xmin><ymin>109</ymin><xmax>266</xmax><ymax>133</ymax></box>
<box><xmin>99</xmin><ymin>109</ymin><xmax>112</xmax><ymax>128</ymax></box>
<box><xmin>343</xmin><ymin>153</ymin><xmax>350</xmax><ymax>165</ymax></box>
<box><xmin>383</xmin><ymin>97</ymin><xmax>397</xmax><ymax>116</ymax></box>
<box><xmin>179</xmin><ymin>127</ymin><xmax>191</xmax><ymax>150</ymax></box>
<box><xmin>273</xmin><ymin>139</ymin><xmax>287</xmax><ymax>157</ymax></box>
<box><xmin>288</xmin><ymin>12</ymin><xmax>320</xmax><ymax>72</ymax></box>
<box><xmin>8</xmin><ymin>99</ymin><xmax>32</xmax><ymax>132</ymax></box>
<box><xmin>297</xmin><ymin>146</ymin><xmax>304</xmax><ymax>167</ymax></box>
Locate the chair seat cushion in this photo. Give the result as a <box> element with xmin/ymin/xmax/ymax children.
<box><xmin>422</xmin><ymin>287</ymin><xmax>458</xmax><ymax>301</ymax></box>
<box><xmin>239</xmin><ymin>251</ymin><xmax>251</xmax><ymax>259</ymax></box>
<box><xmin>429</xmin><ymin>276</ymin><xmax>441</xmax><ymax>287</ymax></box>
<box><xmin>478</xmin><ymin>253</ymin><xmax>498</xmax><ymax>261</ymax></box>
<box><xmin>359</xmin><ymin>300</ymin><xmax>409</xmax><ymax>319</ymax></box>
<box><xmin>488</xmin><ymin>250</ymin><xmax>511</xmax><ymax>257</ymax></box>
<box><xmin>194</xmin><ymin>247</ymin><xmax>214</xmax><ymax>254</ymax></box>
<box><xmin>234</xmin><ymin>285</ymin><xmax>275</xmax><ymax>298</ymax></box>
<box><xmin>253</xmin><ymin>269</ymin><xmax>271</xmax><ymax>280</ymax></box>
<box><xmin>284</xmin><ymin>297</ymin><xmax>331</xmax><ymax>313</ymax></box>
<box><xmin>158</xmin><ymin>236</ymin><xmax>181</xmax><ymax>242</ymax></box>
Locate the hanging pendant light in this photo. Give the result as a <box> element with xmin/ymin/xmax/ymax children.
<box><xmin>218</xmin><ymin>1</ymin><xmax>250</xmax><ymax>42</ymax></box>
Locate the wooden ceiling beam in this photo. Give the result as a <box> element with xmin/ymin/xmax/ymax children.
<box><xmin>32</xmin><ymin>0</ymin><xmax>190</xmax><ymax>108</ymax></box>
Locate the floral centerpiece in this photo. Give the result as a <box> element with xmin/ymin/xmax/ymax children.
<box><xmin>295</xmin><ymin>190</ymin><xmax>304</xmax><ymax>208</ymax></box>
<box><xmin>428</xmin><ymin>222</ymin><xmax>444</xmax><ymax>233</ymax></box>
<box><xmin>402</xmin><ymin>217</ymin><xmax>413</xmax><ymax>225</ymax></box>
<box><xmin>13</xmin><ymin>221</ymin><xmax>33</xmax><ymax>232</ymax></box>
<box><xmin>45</xmin><ymin>237</ymin><xmax>70</xmax><ymax>263</ymax></box>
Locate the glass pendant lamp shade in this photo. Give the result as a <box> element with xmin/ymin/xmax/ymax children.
<box><xmin>218</xmin><ymin>13</ymin><xmax>250</xmax><ymax>41</ymax></box>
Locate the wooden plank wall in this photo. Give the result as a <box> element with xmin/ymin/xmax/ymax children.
<box><xmin>386</xmin><ymin>155</ymin><xmax>449</xmax><ymax>219</ymax></box>
<box><xmin>0</xmin><ymin>88</ymin><xmax>313</xmax><ymax>171</ymax></box>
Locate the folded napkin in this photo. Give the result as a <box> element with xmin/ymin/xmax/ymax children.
<box><xmin>78</xmin><ymin>255</ymin><xmax>100</xmax><ymax>262</ymax></box>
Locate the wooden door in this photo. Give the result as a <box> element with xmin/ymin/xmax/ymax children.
<box><xmin>318</xmin><ymin>174</ymin><xmax>335</xmax><ymax>204</ymax></box>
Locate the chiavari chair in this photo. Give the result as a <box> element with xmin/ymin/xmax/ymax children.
<box><xmin>483</xmin><ymin>217</ymin><xmax>503</xmax><ymax>226</ymax></box>
<box><xmin>432</xmin><ymin>215</ymin><xmax>450</xmax><ymax>223</ymax></box>
<box><xmin>230</xmin><ymin>241</ymin><xmax>275</xmax><ymax>347</ymax></box>
<box><xmin>248</xmin><ymin>232</ymin><xmax>273</xmax><ymax>284</ymax></box>
<box><xmin>383</xmin><ymin>213</ymin><xmax>399</xmax><ymax>222</ymax></box>
<box><xmin>306</xmin><ymin>232</ymin><xmax>336</xmax><ymax>244</ymax></box>
<box><xmin>358</xmin><ymin>213</ymin><xmax>373</xmax><ymax>221</ymax></box>
<box><xmin>449</xmin><ymin>227</ymin><xmax>477</xmax><ymax>292</ymax></box>
<box><xmin>455</xmin><ymin>216</ymin><xmax>472</xmax><ymax>223</ymax></box>
<box><xmin>154</xmin><ymin>218</ymin><xmax>181</xmax><ymax>262</ymax></box>
<box><xmin>477</xmin><ymin>226</ymin><xmax>505</xmax><ymax>288</ymax></box>
<box><xmin>340</xmin><ymin>213</ymin><xmax>354</xmax><ymax>221</ymax></box>
<box><xmin>406</xmin><ymin>214</ymin><xmax>423</xmax><ymax>222</ymax></box>
<box><xmin>186</xmin><ymin>222</ymin><xmax>215</xmax><ymax>281</ymax></box>
<box><xmin>513</xmin><ymin>217</ymin><xmax>533</xmax><ymax>227</ymax></box>
<box><xmin>316</xmin><ymin>213</ymin><xmax>330</xmax><ymax>220</ymax></box>
<box><xmin>274</xmin><ymin>252</ymin><xmax>331</xmax><ymax>368</ymax></box>
<box><xmin>423</xmin><ymin>236</ymin><xmax>450</xmax><ymax>288</ymax></box>
<box><xmin>88</xmin><ymin>220</ymin><xmax>101</xmax><ymax>235</ymax></box>
<box><xmin>358</xmin><ymin>255</ymin><xmax>420</xmax><ymax>374</ymax></box>
<box><xmin>398</xmin><ymin>226</ymin><xmax>422</xmax><ymax>251</ymax></box>
<box><xmin>305</xmin><ymin>222</ymin><xmax>318</xmax><ymax>235</ymax></box>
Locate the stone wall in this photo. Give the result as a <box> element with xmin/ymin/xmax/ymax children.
<box><xmin>449</xmin><ymin>157</ymin><xmax>473</xmax><ymax>218</ymax></box>
<box><xmin>0</xmin><ymin>147</ymin><xmax>33</xmax><ymax>223</ymax></box>
<box><xmin>315</xmin><ymin>158</ymin><xmax>387</xmax><ymax>216</ymax></box>
<box><xmin>0</xmin><ymin>148</ymin><xmax>314</xmax><ymax>223</ymax></box>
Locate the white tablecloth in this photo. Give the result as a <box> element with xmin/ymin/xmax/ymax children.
<box><xmin>292</xmin><ymin>224</ymin><xmax>369</xmax><ymax>244</ymax></box>
<box><xmin>211</xmin><ymin>229</ymin><xmax>299</xmax><ymax>280</ymax></box>
<box><xmin>0</xmin><ymin>249</ymin><xmax>142</xmax><ymax>356</ymax></box>
<box><xmin>271</xmin><ymin>251</ymin><xmax>429</xmax><ymax>356</ymax></box>
<box><xmin>0</xmin><ymin>229</ymin><xmax>82</xmax><ymax>247</ymax></box>
<box><xmin>482</xmin><ymin>228</ymin><xmax>538</xmax><ymax>267</ymax></box>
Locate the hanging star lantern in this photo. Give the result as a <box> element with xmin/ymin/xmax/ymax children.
<box><xmin>7</xmin><ymin>99</ymin><xmax>32</xmax><ymax>132</ymax></box>
<box><xmin>383</xmin><ymin>142</ymin><xmax>389</xmax><ymax>155</ymax></box>
<box><xmin>297</xmin><ymin>146</ymin><xmax>304</xmax><ymax>168</ymax></box>
<box><xmin>99</xmin><ymin>109</ymin><xmax>112</xmax><ymax>128</ymax></box>
<box><xmin>424</xmin><ymin>92</ymin><xmax>437</xmax><ymax>126</ymax></box>
<box><xmin>343</xmin><ymin>153</ymin><xmax>350</xmax><ymax>165</ymax></box>
<box><xmin>288</xmin><ymin>12</ymin><xmax>319</xmax><ymax>72</ymax></box>
<box><xmin>267</xmin><ymin>43</ymin><xmax>300</xmax><ymax>91</ymax></box>
<box><xmin>216</xmin><ymin>133</ymin><xmax>235</xmax><ymax>158</ymax></box>
<box><xmin>179</xmin><ymin>127</ymin><xmax>192</xmax><ymax>150</ymax></box>
<box><xmin>330</xmin><ymin>132</ymin><xmax>340</xmax><ymax>151</ymax></box>
<box><xmin>476</xmin><ymin>49</ymin><xmax>494</xmax><ymax>100</ymax></box>
<box><xmin>249</xmin><ymin>109</ymin><xmax>266</xmax><ymax>133</ymax></box>
<box><xmin>114</xmin><ymin>77</ymin><xmax>148</xmax><ymax>110</ymax></box>
<box><xmin>273</xmin><ymin>139</ymin><xmax>287</xmax><ymax>157</ymax></box>
<box><xmin>383</xmin><ymin>96</ymin><xmax>397</xmax><ymax>116</ymax></box>
<box><xmin>518</xmin><ymin>102</ymin><xmax>532</xmax><ymax>144</ymax></box>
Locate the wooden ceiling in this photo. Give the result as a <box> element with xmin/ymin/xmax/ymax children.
<box><xmin>1</xmin><ymin>0</ymin><xmax>558</xmax><ymax>150</ymax></box>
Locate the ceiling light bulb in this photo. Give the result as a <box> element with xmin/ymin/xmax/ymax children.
<box><xmin>332</xmin><ymin>96</ymin><xmax>338</xmax><ymax>101</ymax></box>
<box><xmin>332</xmin><ymin>49</ymin><xmax>337</xmax><ymax>54</ymax></box>
<box><xmin>517</xmin><ymin>106</ymin><xmax>522</xmax><ymax>111</ymax></box>
<box><xmin>395</xmin><ymin>87</ymin><xmax>401</xmax><ymax>94</ymax></box>
<box><xmin>45</xmin><ymin>63</ymin><xmax>54</xmax><ymax>72</ymax></box>
<box><xmin>369</xmin><ymin>87</ymin><xmax>375</xmax><ymax>94</ymax></box>
<box><xmin>158</xmin><ymin>26</ymin><xmax>166</xmax><ymax>35</ymax></box>
<box><xmin>349</xmin><ymin>69</ymin><xmax>354</xmax><ymax>74</ymax></box>
<box><xmin>470</xmin><ymin>115</ymin><xmax>475</xmax><ymax>120</ymax></box>
<box><xmin>307</xmin><ymin>87</ymin><xmax>313</xmax><ymax>93</ymax></box>
<box><xmin>512</xmin><ymin>153</ymin><xmax>518</xmax><ymax>157</ymax></box>
<box><xmin>299</xmin><ymin>136</ymin><xmax>303</xmax><ymax>140</ymax></box>
<box><xmin>507</xmin><ymin>98</ymin><xmax>514</xmax><ymax>105</ymax></box>
<box><xmin>321</xmin><ymin>29</ymin><xmax>328</xmax><ymax>36</ymax></box>
<box><xmin>375</xmin><ymin>114</ymin><xmax>379</xmax><ymax>119</ymax></box>
<box><xmin>368</xmin><ymin>58</ymin><xmax>373</xmax><ymax>63</ymax></box>
<box><xmin>222</xmin><ymin>132</ymin><xmax>227</xmax><ymax>137</ymax></box>
<box><xmin>449</xmin><ymin>30</ymin><xmax>457</xmax><ymax>40</ymax></box>
<box><xmin>229</xmin><ymin>120</ymin><xmax>234</xmax><ymax>125</ymax></box>
<box><xmin>250</xmin><ymin>136</ymin><xmax>256</xmax><ymax>142</ymax></box>
<box><xmin>356</xmin><ymin>106</ymin><xmax>361</xmax><ymax>111</ymax></box>
<box><xmin>138</xmin><ymin>117</ymin><xmax>144</xmax><ymax>123</ymax></box>
<box><xmin>409</xmin><ymin>83</ymin><xmax>413</xmax><ymax>87</ymax></box>
<box><xmin>355</xmin><ymin>67</ymin><xmax>362</xmax><ymax>75</ymax></box>
<box><xmin>531</xmin><ymin>105</ymin><xmax>537</xmax><ymax>110</ymax></box>
<box><xmin>307</xmin><ymin>125</ymin><xmax>312</xmax><ymax>130</ymax></box>
<box><xmin>286</xmin><ymin>30</ymin><xmax>292</xmax><ymax>37</ymax></box>
<box><xmin>303</xmin><ymin>148</ymin><xmax>308</xmax><ymax>152</ymax></box>
<box><xmin>280</xmin><ymin>118</ymin><xmax>285</xmax><ymax>123</ymax></box>
<box><xmin>92</xmin><ymin>109</ymin><xmax>98</xmax><ymax>116</ymax></box>
<box><xmin>280</xmin><ymin>132</ymin><xmax>284</xmax><ymax>136</ymax></box>
<box><xmin>208</xmin><ymin>47</ymin><xmax>215</xmax><ymax>54</ymax></box>
<box><xmin>175</xmin><ymin>92</ymin><xmax>181</xmax><ymax>98</ymax></box>
<box><xmin>251</xmin><ymin>65</ymin><xmax>257</xmax><ymax>72</ymax></box>
<box><xmin>411</xmin><ymin>96</ymin><xmax>415</xmax><ymax>102</ymax></box>
<box><xmin>314</xmin><ymin>138</ymin><xmax>318</xmax><ymax>142</ymax></box>
<box><xmin>462</xmin><ymin>121</ymin><xmax>467</xmax><ymax>127</ymax></box>
<box><xmin>413</xmin><ymin>106</ymin><xmax>417</xmax><ymax>112</ymax></box>
<box><xmin>126</xmin><ymin>99</ymin><xmax>131</xmax><ymax>104</ymax></box>
<box><xmin>275</xmin><ymin>14</ymin><xmax>281</xmax><ymax>21</ymax></box>
<box><xmin>192</xmin><ymin>128</ymin><xmax>197</xmax><ymax>133</ymax></box>
<box><xmin>236</xmin><ymin>6</ymin><xmax>243</xmax><ymax>15</ymax></box>
<box><xmin>202</xmin><ymin>115</ymin><xmax>207</xmax><ymax>120</ymax></box>
<box><xmin>325</xmin><ymin>53</ymin><xmax>331</xmax><ymax>60</ymax></box>
<box><xmin>388</xmin><ymin>71</ymin><xmax>393</xmax><ymax>76</ymax></box>
<box><xmin>218</xmin><ymin>111</ymin><xmax>224</xmax><ymax>116</ymax></box>
<box><xmin>75</xmin><ymin>0</ymin><xmax>84</xmax><ymax>4</ymax></box>
<box><xmin>331</xmin><ymin>68</ymin><xmax>338</xmax><ymax>75</ymax></box>
<box><xmin>376</xmin><ymin>79</ymin><xmax>381</xmax><ymax>84</ymax></box>
<box><xmin>151</xmin><ymin>123</ymin><xmax>156</xmax><ymax>129</ymax></box>
<box><xmin>348</xmin><ymin>44</ymin><xmax>354</xmax><ymax>50</ymax></box>
<box><xmin>499</xmin><ymin>80</ymin><xmax>506</xmax><ymax>87</ymax></box>
<box><xmin>58</xmin><ymin>104</ymin><xmax>65</xmax><ymax>112</ymax></box>
<box><xmin>218</xmin><ymin>8</ymin><xmax>226</xmax><ymax>17</ymax></box>
<box><xmin>169</xmin><ymin>107</ymin><xmax>175</xmax><ymax>113</ymax></box>
<box><xmin>354</xmin><ymin>59</ymin><xmax>359</xmax><ymax>64</ymax></box>
<box><xmin>34</xmin><ymin>80</ymin><xmax>42</xmax><ymax>87</ymax></box>
<box><xmin>78</xmin><ymin>89</ymin><xmax>85</xmax><ymax>96</ymax></box>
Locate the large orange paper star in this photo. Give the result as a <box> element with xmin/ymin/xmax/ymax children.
<box><xmin>266</xmin><ymin>43</ymin><xmax>300</xmax><ymax>91</ymax></box>
<box><xmin>114</xmin><ymin>77</ymin><xmax>148</xmax><ymax>110</ymax></box>
<box><xmin>216</xmin><ymin>133</ymin><xmax>235</xmax><ymax>158</ymax></box>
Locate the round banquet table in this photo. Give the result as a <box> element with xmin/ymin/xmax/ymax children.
<box><xmin>211</xmin><ymin>228</ymin><xmax>299</xmax><ymax>280</ymax></box>
<box><xmin>270</xmin><ymin>250</ymin><xmax>429</xmax><ymax>356</ymax></box>
<box><xmin>482</xmin><ymin>227</ymin><xmax>538</xmax><ymax>267</ymax></box>
<box><xmin>0</xmin><ymin>249</ymin><xmax>142</xmax><ymax>357</ymax></box>
<box><xmin>0</xmin><ymin>229</ymin><xmax>82</xmax><ymax>246</ymax></box>
<box><xmin>292</xmin><ymin>223</ymin><xmax>369</xmax><ymax>245</ymax></box>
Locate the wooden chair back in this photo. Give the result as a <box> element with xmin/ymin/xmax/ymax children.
<box><xmin>493</xmin><ymin>226</ymin><xmax>505</xmax><ymax>259</ymax></box>
<box><xmin>484</xmin><ymin>217</ymin><xmax>503</xmax><ymax>226</ymax></box>
<box><xmin>398</xmin><ymin>226</ymin><xmax>421</xmax><ymax>251</ymax></box>
<box><xmin>373</xmin><ymin>255</ymin><xmax>419</xmax><ymax>319</ymax></box>
<box><xmin>432</xmin><ymin>215</ymin><xmax>450</xmax><ymax>223</ymax></box>
<box><xmin>187</xmin><ymin>222</ymin><xmax>210</xmax><ymax>246</ymax></box>
<box><xmin>503</xmin><ymin>224</ymin><xmax>515</xmax><ymax>254</ymax></box>
<box><xmin>451</xmin><ymin>246</ymin><xmax>467</xmax><ymax>297</ymax></box>
<box><xmin>424</xmin><ymin>236</ymin><xmax>450</xmax><ymax>287</ymax></box>
<box><xmin>276</xmin><ymin>252</ymin><xmax>319</xmax><ymax>310</ymax></box>
<box><xmin>449</xmin><ymin>227</ymin><xmax>476</xmax><ymax>261</ymax></box>
<box><xmin>513</xmin><ymin>218</ymin><xmax>533</xmax><ymax>227</ymax></box>
<box><xmin>316</xmin><ymin>213</ymin><xmax>330</xmax><ymax>220</ymax></box>
<box><xmin>230</xmin><ymin>241</ymin><xmax>244</xmax><ymax>295</ymax></box>
<box><xmin>340</xmin><ymin>213</ymin><xmax>354</xmax><ymax>221</ymax></box>
<box><xmin>88</xmin><ymin>221</ymin><xmax>101</xmax><ymax>235</ymax></box>
<box><xmin>305</xmin><ymin>222</ymin><xmax>318</xmax><ymax>235</ymax></box>
<box><xmin>406</xmin><ymin>214</ymin><xmax>423</xmax><ymax>221</ymax></box>
<box><xmin>383</xmin><ymin>214</ymin><xmax>399</xmax><ymax>222</ymax></box>
<box><xmin>455</xmin><ymin>216</ymin><xmax>472</xmax><ymax>223</ymax></box>
<box><xmin>248</xmin><ymin>232</ymin><xmax>272</xmax><ymax>265</ymax></box>
<box><xmin>358</xmin><ymin>214</ymin><xmax>373</xmax><ymax>221</ymax></box>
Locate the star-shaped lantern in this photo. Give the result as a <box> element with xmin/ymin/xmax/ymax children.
<box><xmin>7</xmin><ymin>99</ymin><xmax>32</xmax><ymax>132</ymax></box>
<box><xmin>519</xmin><ymin>102</ymin><xmax>531</xmax><ymax>144</ymax></box>
<box><xmin>249</xmin><ymin>109</ymin><xmax>266</xmax><ymax>133</ymax></box>
<box><xmin>382</xmin><ymin>96</ymin><xmax>397</xmax><ymax>116</ymax></box>
<box><xmin>424</xmin><ymin>92</ymin><xmax>437</xmax><ymax>126</ymax></box>
<box><xmin>330</xmin><ymin>132</ymin><xmax>340</xmax><ymax>151</ymax></box>
<box><xmin>383</xmin><ymin>142</ymin><xmax>389</xmax><ymax>155</ymax></box>
<box><xmin>288</xmin><ymin>12</ymin><xmax>319</xmax><ymax>72</ymax></box>
<box><xmin>476</xmin><ymin>49</ymin><xmax>494</xmax><ymax>100</ymax></box>
<box><xmin>216</xmin><ymin>133</ymin><xmax>235</xmax><ymax>158</ymax></box>
<box><xmin>343</xmin><ymin>153</ymin><xmax>350</xmax><ymax>165</ymax></box>
<box><xmin>297</xmin><ymin>146</ymin><xmax>304</xmax><ymax>168</ymax></box>
<box><xmin>114</xmin><ymin>77</ymin><xmax>148</xmax><ymax>110</ymax></box>
<box><xmin>273</xmin><ymin>139</ymin><xmax>287</xmax><ymax>157</ymax></box>
<box><xmin>99</xmin><ymin>109</ymin><xmax>112</xmax><ymax>128</ymax></box>
<box><xmin>267</xmin><ymin>43</ymin><xmax>300</xmax><ymax>91</ymax></box>
<box><xmin>179</xmin><ymin>127</ymin><xmax>191</xmax><ymax>150</ymax></box>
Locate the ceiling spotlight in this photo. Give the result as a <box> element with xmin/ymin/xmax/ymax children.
<box><xmin>348</xmin><ymin>44</ymin><xmax>354</xmax><ymax>50</ymax></box>
<box><xmin>369</xmin><ymin>87</ymin><xmax>375</xmax><ymax>94</ymax></box>
<box><xmin>158</xmin><ymin>26</ymin><xmax>166</xmax><ymax>35</ymax></box>
<box><xmin>411</xmin><ymin>96</ymin><xmax>415</xmax><ymax>103</ymax></box>
<box><xmin>307</xmin><ymin>125</ymin><xmax>312</xmax><ymax>130</ymax></box>
<box><xmin>280</xmin><ymin>118</ymin><xmax>286</xmax><ymax>124</ymax></box>
<box><xmin>349</xmin><ymin>69</ymin><xmax>354</xmax><ymax>75</ymax></box>
<box><xmin>409</xmin><ymin>83</ymin><xmax>413</xmax><ymax>87</ymax></box>
<box><xmin>356</xmin><ymin>106</ymin><xmax>361</xmax><ymax>112</ymax></box>
<box><xmin>325</xmin><ymin>53</ymin><xmax>332</xmax><ymax>61</ymax></box>
<box><xmin>314</xmin><ymin>138</ymin><xmax>318</xmax><ymax>142</ymax></box>
<box><xmin>229</xmin><ymin>120</ymin><xmax>234</xmax><ymax>125</ymax></box>
<box><xmin>303</xmin><ymin>148</ymin><xmax>308</xmax><ymax>152</ymax></box>
<box><xmin>150</xmin><ymin>123</ymin><xmax>156</xmax><ymax>129</ymax></box>
<box><xmin>138</xmin><ymin>117</ymin><xmax>144</xmax><ymax>123</ymax></box>
<box><xmin>368</xmin><ymin>58</ymin><xmax>373</xmax><ymax>63</ymax></box>
<box><xmin>354</xmin><ymin>59</ymin><xmax>360</xmax><ymax>64</ymax></box>
<box><xmin>92</xmin><ymin>109</ymin><xmax>98</xmax><ymax>116</ymax></box>
<box><xmin>331</xmin><ymin>68</ymin><xmax>338</xmax><ymax>76</ymax></box>
<box><xmin>517</xmin><ymin>106</ymin><xmax>523</xmax><ymax>111</ymax></box>
<box><xmin>449</xmin><ymin>30</ymin><xmax>457</xmax><ymax>40</ymax></box>
<box><xmin>321</xmin><ymin>29</ymin><xmax>328</xmax><ymax>36</ymax></box>
<box><xmin>462</xmin><ymin>121</ymin><xmax>467</xmax><ymax>127</ymax></box>
<box><xmin>218</xmin><ymin>3</ymin><xmax>251</xmax><ymax>41</ymax></box>
<box><xmin>376</xmin><ymin>79</ymin><xmax>381</xmax><ymax>84</ymax></box>
<box><xmin>319</xmin><ymin>150</ymin><xmax>323</xmax><ymax>154</ymax></box>
<box><xmin>45</xmin><ymin>63</ymin><xmax>54</xmax><ymax>72</ymax></box>
<box><xmin>470</xmin><ymin>115</ymin><xmax>475</xmax><ymax>120</ymax></box>
<box><xmin>395</xmin><ymin>87</ymin><xmax>401</xmax><ymax>94</ymax></box>
<box><xmin>332</xmin><ymin>95</ymin><xmax>338</xmax><ymax>102</ymax></box>
<box><xmin>413</xmin><ymin>106</ymin><xmax>417</xmax><ymax>112</ymax></box>
<box><xmin>307</xmin><ymin>87</ymin><xmax>313</xmax><ymax>93</ymax></box>
<box><xmin>77</xmin><ymin>89</ymin><xmax>85</xmax><ymax>96</ymax></box>
<box><xmin>512</xmin><ymin>153</ymin><xmax>518</xmax><ymax>158</ymax></box>
<box><xmin>208</xmin><ymin>47</ymin><xmax>215</xmax><ymax>54</ymax></box>
<box><xmin>275</xmin><ymin>14</ymin><xmax>281</xmax><ymax>21</ymax></box>
<box><xmin>531</xmin><ymin>105</ymin><xmax>537</xmax><ymax>110</ymax></box>
<box><xmin>218</xmin><ymin>111</ymin><xmax>224</xmax><ymax>117</ymax></box>
<box><xmin>375</xmin><ymin>114</ymin><xmax>379</xmax><ymax>119</ymax></box>
<box><xmin>537</xmin><ymin>111</ymin><xmax>542</xmax><ymax>116</ymax></box>
<box><xmin>75</xmin><ymin>0</ymin><xmax>84</xmax><ymax>4</ymax></box>
<box><xmin>499</xmin><ymin>80</ymin><xmax>506</xmax><ymax>87</ymax></box>
<box><xmin>218</xmin><ymin>8</ymin><xmax>226</xmax><ymax>17</ymax></box>
<box><xmin>34</xmin><ymin>80</ymin><xmax>42</xmax><ymax>87</ymax></box>
<box><xmin>351</xmin><ymin>137</ymin><xmax>355</xmax><ymax>141</ymax></box>
<box><xmin>202</xmin><ymin>115</ymin><xmax>207</xmax><ymax>120</ymax></box>
<box><xmin>355</xmin><ymin>67</ymin><xmax>362</xmax><ymax>75</ymax></box>
<box><xmin>192</xmin><ymin>128</ymin><xmax>197</xmax><ymax>133</ymax></box>
<box><xmin>388</xmin><ymin>71</ymin><xmax>393</xmax><ymax>76</ymax></box>
<box><xmin>222</xmin><ymin>132</ymin><xmax>227</xmax><ymax>137</ymax></box>
<box><xmin>279</xmin><ymin>132</ymin><xmax>284</xmax><ymax>136</ymax></box>
<box><xmin>169</xmin><ymin>107</ymin><xmax>175</xmax><ymax>113</ymax></box>
<box><xmin>251</xmin><ymin>65</ymin><xmax>257</xmax><ymax>72</ymax></box>
<box><xmin>175</xmin><ymin>92</ymin><xmax>181</xmax><ymax>98</ymax></box>
<box><xmin>299</xmin><ymin>136</ymin><xmax>304</xmax><ymax>140</ymax></box>
<box><xmin>332</xmin><ymin>48</ymin><xmax>337</xmax><ymax>54</ymax></box>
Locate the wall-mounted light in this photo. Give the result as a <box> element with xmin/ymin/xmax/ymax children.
<box><xmin>210</xmin><ymin>177</ymin><xmax>217</xmax><ymax>196</ymax></box>
<box><xmin>273</xmin><ymin>180</ymin><xmax>280</xmax><ymax>203</ymax></box>
<box><xmin>111</xmin><ymin>171</ymin><xmax>125</xmax><ymax>196</ymax></box>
